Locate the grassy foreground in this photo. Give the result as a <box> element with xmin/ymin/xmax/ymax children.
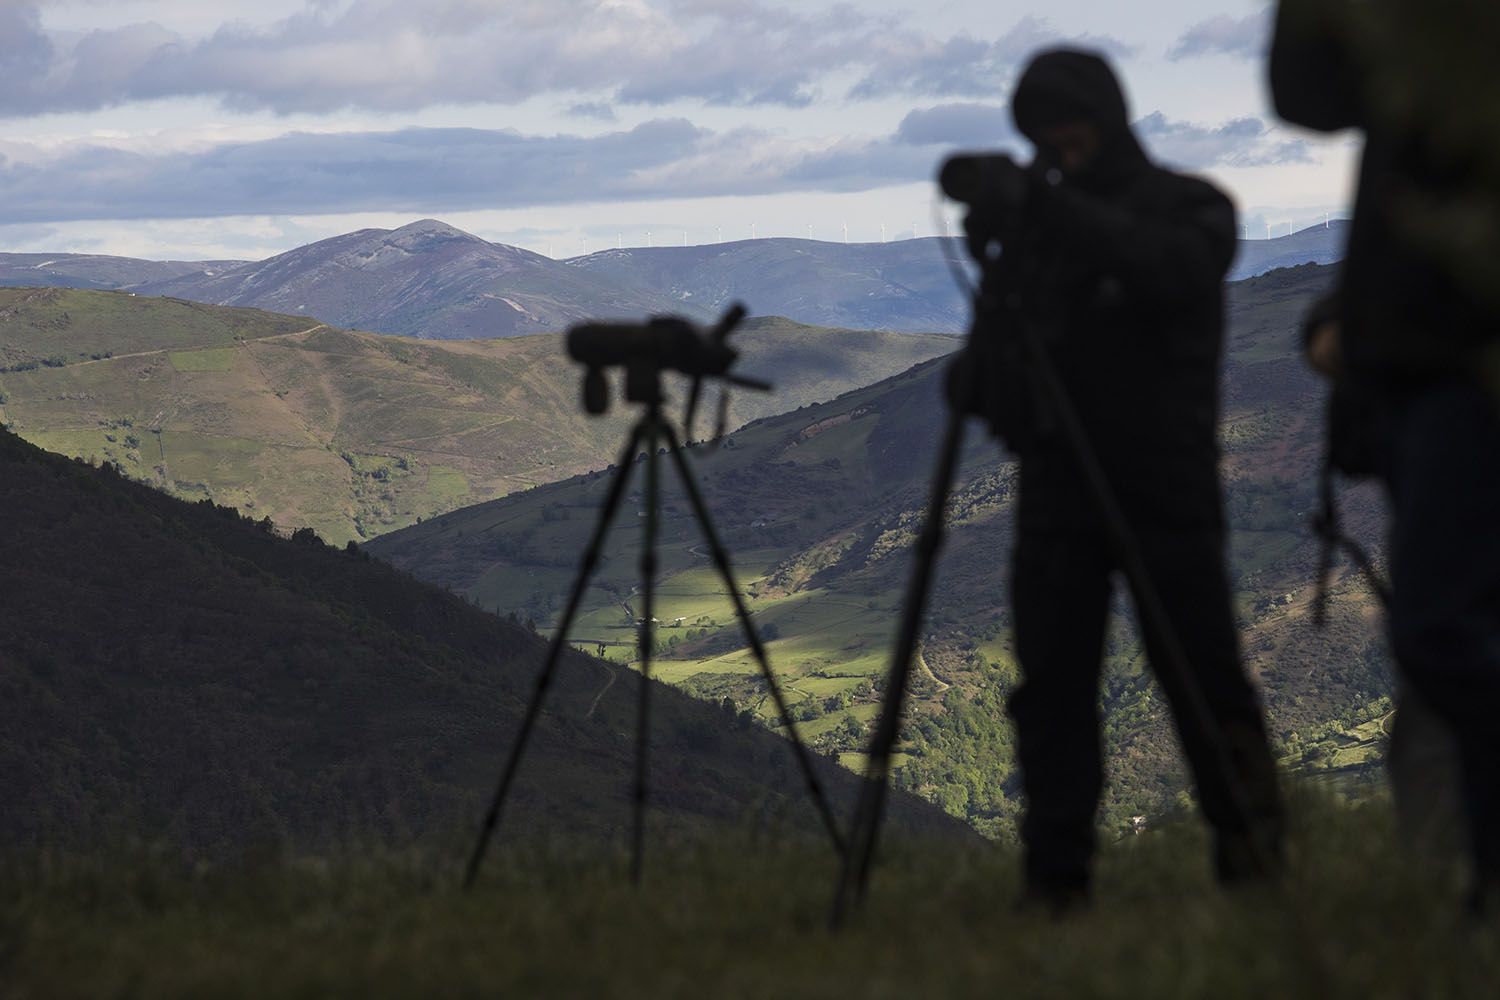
<box><xmin>4</xmin><ymin>797</ymin><xmax>1498</xmax><ymax>998</ymax></box>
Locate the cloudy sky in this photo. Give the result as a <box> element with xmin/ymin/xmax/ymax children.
<box><xmin>0</xmin><ymin>0</ymin><xmax>1356</xmax><ymax>261</ymax></box>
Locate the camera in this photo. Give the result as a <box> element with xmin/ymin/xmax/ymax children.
<box><xmin>939</xmin><ymin>152</ymin><xmax>1031</xmax><ymax>211</ymax></box>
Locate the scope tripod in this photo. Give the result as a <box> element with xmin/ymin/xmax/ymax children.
<box><xmin>464</xmin><ymin>375</ymin><xmax>847</xmax><ymax>888</ymax></box>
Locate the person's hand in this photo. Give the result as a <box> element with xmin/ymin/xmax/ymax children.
<box><xmin>944</xmin><ymin>353</ymin><xmax>980</xmax><ymax>415</ymax></box>
<box><xmin>1306</xmin><ymin>319</ymin><xmax>1342</xmax><ymax>376</ymax></box>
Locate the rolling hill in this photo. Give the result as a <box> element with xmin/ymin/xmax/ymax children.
<box><xmin>131</xmin><ymin>219</ymin><xmax>687</xmax><ymax>339</ymax></box>
<box><xmin>1229</xmin><ymin>220</ymin><xmax>1347</xmax><ymax>279</ymax></box>
<box><xmin>0</xmin><ymin>424</ymin><xmax>962</xmax><ymax>853</ymax></box>
<box><xmin>367</xmin><ymin>263</ymin><xmax>1393</xmax><ymax>835</ymax></box>
<box><xmin>0</xmin><ymin>287</ymin><xmax>955</xmax><ymax>544</ymax></box>
<box><xmin>9</xmin><ymin>220</ymin><xmax>1346</xmax><ymax>338</ymax></box>
<box><xmin>566</xmin><ymin>224</ymin><xmax>1348</xmax><ymax>335</ymax></box>
<box><xmin>0</xmin><ymin>252</ymin><xmax>245</xmax><ymax>291</ymax></box>
<box><xmin>567</xmin><ymin>237</ymin><xmax>977</xmax><ymax>334</ymax></box>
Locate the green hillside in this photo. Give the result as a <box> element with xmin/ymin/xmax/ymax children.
<box><xmin>368</xmin><ymin>264</ymin><xmax>1392</xmax><ymax>835</ymax></box>
<box><xmin>0</xmin><ymin>424</ymin><xmax>959</xmax><ymax>853</ymax></box>
<box><xmin>0</xmin><ymin>287</ymin><xmax>954</xmax><ymax>545</ymax></box>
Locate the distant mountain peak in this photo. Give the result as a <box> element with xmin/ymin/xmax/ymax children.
<box><xmin>381</xmin><ymin>219</ymin><xmax>485</xmax><ymax>252</ymax></box>
<box><xmin>391</xmin><ymin>218</ymin><xmax>475</xmax><ymax>239</ymax></box>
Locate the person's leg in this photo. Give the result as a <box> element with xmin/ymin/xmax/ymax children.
<box><xmin>1133</xmin><ymin>526</ymin><xmax>1284</xmax><ymax>881</ymax></box>
<box><xmin>1385</xmin><ymin>381</ymin><xmax>1500</xmax><ymax>904</ymax></box>
<box><xmin>1009</xmin><ymin>526</ymin><xmax>1113</xmax><ymax>899</ymax></box>
<box><xmin>1386</xmin><ymin>679</ymin><xmax>1466</xmax><ymax>865</ymax></box>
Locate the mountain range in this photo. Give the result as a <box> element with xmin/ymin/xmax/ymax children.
<box><xmin>133</xmin><ymin>220</ymin><xmax>682</xmax><ymax>339</ymax></box>
<box><xmin>4</xmin><ymin>219</ymin><xmax>1348</xmax><ymax>339</ymax></box>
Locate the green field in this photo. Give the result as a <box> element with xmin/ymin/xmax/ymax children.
<box><xmin>168</xmin><ymin>347</ymin><xmax>239</xmax><ymax>372</ymax></box>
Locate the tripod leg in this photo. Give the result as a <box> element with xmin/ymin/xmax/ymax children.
<box><xmin>830</xmin><ymin>407</ymin><xmax>968</xmax><ymax>928</ymax></box>
<box><xmin>463</xmin><ymin>422</ymin><xmax>645</xmax><ymax>888</ymax></box>
<box><xmin>632</xmin><ymin>420</ymin><xmax>661</xmax><ymax>885</ymax></box>
<box><xmin>660</xmin><ymin>424</ymin><xmax>848</xmax><ymax>859</ymax></box>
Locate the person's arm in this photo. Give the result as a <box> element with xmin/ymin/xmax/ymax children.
<box><xmin>1268</xmin><ymin>0</ymin><xmax>1364</xmax><ymax>132</ymax></box>
<box><xmin>1041</xmin><ymin>176</ymin><xmax>1237</xmax><ymax>304</ymax></box>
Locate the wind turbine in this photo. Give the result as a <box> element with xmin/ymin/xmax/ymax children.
<box><xmin>842</xmin><ymin>221</ymin><xmax>849</xmax><ymax>244</ymax></box>
<box><xmin>716</xmin><ymin>225</ymin><xmax>722</xmax><ymax>244</ymax></box>
<box><xmin>751</xmin><ymin>222</ymin><xmax>757</xmax><ymax>240</ymax></box>
<box><xmin>807</xmin><ymin>224</ymin><xmax>814</xmax><ymax>240</ymax></box>
<box><xmin>647</xmin><ymin>230</ymin><xmax>653</xmax><ymax>248</ymax></box>
<box><xmin>682</xmin><ymin>229</ymin><xmax>688</xmax><ymax>247</ymax></box>
<box><xmin>880</xmin><ymin>222</ymin><xmax>887</xmax><ymax>243</ymax></box>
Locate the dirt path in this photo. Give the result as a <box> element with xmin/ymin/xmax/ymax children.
<box><xmin>67</xmin><ymin>324</ymin><xmax>327</xmax><ymax>368</ymax></box>
<box><xmin>915</xmin><ymin>649</ymin><xmax>951</xmax><ymax>693</ymax></box>
<box><xmin>586</xmin><ymin>661</ymin><xmax>619</xmax><ymax>718</ymax></box>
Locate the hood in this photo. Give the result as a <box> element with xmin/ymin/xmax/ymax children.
<box><xmin>1011</xmin><ymin>48</ymin><xmax>1148</xmax><ymax>191</ymax></box>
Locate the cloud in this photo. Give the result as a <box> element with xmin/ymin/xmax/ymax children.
<box><xmin>1134</xmin><ymin>112</ymin><xmax>1312</xmax><ymax>169</ymax></box>
<box><xmin>0</xmin><ymin>222</ymin><xmax>60</xmax><ymax>246</ymax></box>
<box><xmin>0</xmin><ymin>1</ymin><xmax>1133</xmax><ymax>116</ymax></box>
<box><xmin>1168</xmin><ymin>12</ymin><xmax>1270</xmax><ymax>61</ymax></box>
<box><xmin>0</xmin><ymin>119</ymin><xmax>913</xmax><ymax>222</ymax></box>
<box><xmin>850</xmin><ymin>16</ymin><xmax>1135</xmax><ymax>101</ymax></box>
<box><xmin>894</xmin><ymin>103</ymin><xmax>1018</xmax><ymax>147</ymax></box>
<box><xmin>0</xmin><ymin>106</ymin><xmax>1317</xmax><ymax>224</ymax></box>
<box><xmin>566</xmin><ymin>101</ymin><xmax>618</xmax><ymax>122</ymax></box>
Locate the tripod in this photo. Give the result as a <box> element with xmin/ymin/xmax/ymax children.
<box><xmin>465</xmin><ymin>361</ymin><xmax>847</xmax><ymax>888</ymax></box>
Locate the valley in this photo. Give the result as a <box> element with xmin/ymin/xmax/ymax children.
<box><xmin>368</xmin><ymin>263</ymin><xmax>1395</xmax><ymax>835</ymax></box>
<box><xmin>0</xmin><ymin>250</ymin><xmax>1387</xmax><ymax>839</ymax></box>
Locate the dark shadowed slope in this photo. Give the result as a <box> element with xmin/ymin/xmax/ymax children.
<box><xmin>0</xmin><ymin>426</ymin><xmax>963</xmax><ymax>854</ymax></box>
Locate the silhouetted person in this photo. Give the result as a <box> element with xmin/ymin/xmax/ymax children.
<box><xmin>1272</xmin><ymin>1</ymin><xmax>1500</xmax><ymax>911</ymax></box>
<box><xmin>953</xmin><ymin>49</ymin><xmax>1284</xmax><ymax>910</ymax></box>
<box><xmin>1303</xmin><ymin>290</ymin><xmax>1467</xmax><ymax>865</ymax></box>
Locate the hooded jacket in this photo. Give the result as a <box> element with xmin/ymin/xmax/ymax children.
<box><xmin>992</xmin><ymin>49</ymin><xmax>1238</xmax><ymax>529</ymax></box>
<box><xmin>1270</xmin><ymin>1</ymin><xmax>1500</xmax><ymax>381</ymax></box>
